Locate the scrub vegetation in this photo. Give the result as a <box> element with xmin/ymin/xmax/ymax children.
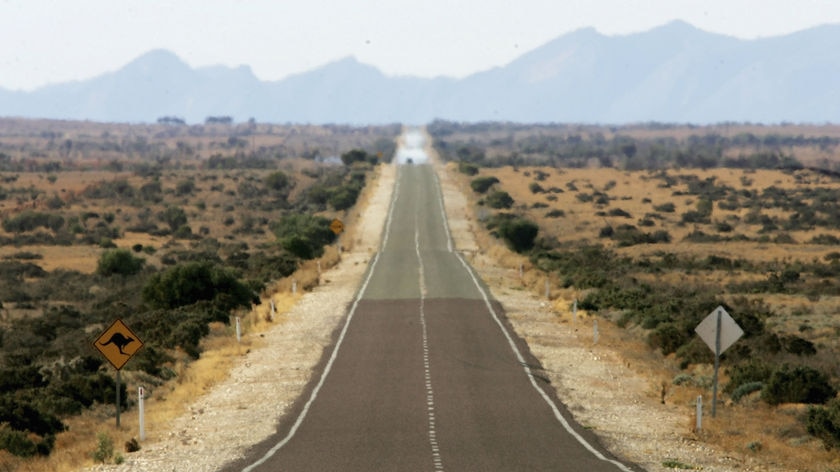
<box><xmin>431</xmin><ymin>119</ymin><xmax>840</xmax><ymax>464</ymax></box>
<box><xmin>0</xmin><ymin>118</ymin><xmax>398</xmax><ymax>466</ymax></box>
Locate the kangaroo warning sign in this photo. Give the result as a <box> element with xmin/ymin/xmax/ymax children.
<box><xmin>330</xmin><ymin>218</ymin><xmax>344</xmax><ymax>235</ymax></box>
<box><xmin>94</xmin><ymin>319</ymin><xmax>144</xmax><ymax>370</ymax></box>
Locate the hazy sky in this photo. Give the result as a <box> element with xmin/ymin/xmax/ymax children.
<box><xmin>2</xmin><ymin>0</ymin><xmax>839</xmax><ymax>91</ymax></box>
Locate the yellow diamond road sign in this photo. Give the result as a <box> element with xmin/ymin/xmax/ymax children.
<box><xmin>330</xmin><ymin>218</ymin><xmax>344</xmax><ymax>235</ymax></box>
<box><xmin>94</xmin><ymin>319</ymin><xmax>144</xmax><ymax>370</ymax></box>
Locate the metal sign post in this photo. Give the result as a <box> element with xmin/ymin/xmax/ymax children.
<box><xmin>93</xmin><ymin>319</ymin><xmax>144</xmax><ymax>428</ymax></box>
<box><xmin>116</xmin><ymin>371</ymin><xmax>121</xmax><ymax>427</ymax></box>
<box><xmin>695</xmin><ymin>306</ymin><xmax>743</xmax><ymax>417</ymax></box>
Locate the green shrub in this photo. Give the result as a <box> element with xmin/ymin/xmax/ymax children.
<box><xmin>485</xmin><ymin>190</ymin><xmax>514</xmax><ymax>209</ymax></box>
<box><xmin>142</xmin><ymin>261</ymin><xmax>258</xmax><ymax>311</ymax></box>
<box><xmin>2</xmin><ymin>211</ymin><xmax>65</xmax><ymax>233</ymax></box>
<box><xmin>0</xmin><ymin>395</ymin><xmax>65</xmax><ymax>439</ymax></box>
<box><xmin>328</xmin><ymin>184</ymin><xmax>361</xmax><ymax>211</ymax></box>
<box><xmin>807</xmin><ymin>399</ymin><xmax>840</xmax><ymax>450</ymax></box>
<box><xmin>97</xmin><ymin>249</ymin><xmax>145</xmax><ymax>276</ymax></box>
<box><xmin>470</xmin><ymin>176</ymin><xmax>499</xmax><ymax>194</ymax></box>
<box><xmin>175</xmin><ymin>179</ymin><xmax>195</xmax><ymax>196</ymax></box>
<box><xmin>158</xmin><ymin>206</ymin><xmax>187</xmax><ymax>231</ymax></box>
<box><xmin>340</xmin><ymin>149</ymin><xmax>370</xmax><ymax>166</ymax></box>
<box><xmin>653</xmin><ymin>202</ymin><xmax>676</xmax><ymax>212</ymax></box>
<box><xmin>270</xmin><ymin>214</ymin><xmax>336</xmax><ymax>260</ymax></box>
<box><xmin>458</xmin><ymin>162</ymin><xmax>479</xmax><ymax>175</ymax></box>
<box><xmin>731</xmin><ymin>381</ymin><xmax>764</xmax><ymax>402</ymax></box>
<box><xmin>92</xmin><ymin>432</ymin><xmax>114</xmax><ymax>463</ymax></box>
<box><xmin>0</xmin><ymin>425</ymin><xmax>38</xmax><ymax>457</ymax></box>
<box><xmin>725</xmin><ymin>360</ymin><xmax>773</xmax><ymax>394</ymax></box>
<box><xmin>648</xmin><ymin>323</ymin><xmax>687</xmax><ymax>355</ymax></box>
<box><xmin>497</xmin><ymin>218</ymin><xmax>539</xmax><ymax>253</ymax></box>
<box><xmin>761</xmin><ymin>364</ymin><xmax>836</xmax><ymax>405</ymax></box>
<box><xmin>131</xmin><ymin>345</ymin><xmax>175</xmax><ymax>377</ymax></box>
<box><xmin>529</xmin><ymin>182</ymin><xmax>545</xmax><ymax>194</ymax></box>
<box><xmin>265</xmin><ymin>170</ymin><xmax>292</xmax><ymax>192</ymax></box>
<box><xmin>783</xmin><ymin>335</ymin><xmax>817</xmax><ymax>356</ymax></box>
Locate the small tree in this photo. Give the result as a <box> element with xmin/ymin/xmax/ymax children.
<box><xmin>761</xmin><ymin>364</ymin><xmax>836</xmax><ymax>405</ymax></box>
<box><xmin>158</xmin><ymin>206</ymin><xmax>187</xmax><ymax>232</ymax></box>
<box><xmin>807</xmin><ymin>399</ymin><xmax>840</xmax><ymax>450</ymax></box>
<box><xmin>96</xmin><ymin>249</ymin><xmax>144</xmax><ymax>276</ymax></box>
<box><xmin>497</xmin><ymin>218</ymin><xmax>539</xmax><ymax>253</ymax></box>
<box><xmin>340</xmin><ymin>149</ymin><xmax>368</xmax><ymax>166</ymax></box>
<box><xmin>265</xmin><ymin>171</ymin><xmax>292</xmax><ymax>193</ymax></box>
<box><xmin>142</xmin><ymin>261</ymin><xmax>257</xmax><ymax>311</ymax></box>
<box><xmin>271</xmin><ymin>214</ymin><xmax>336</xmax><ymax>260</ymax></box>
<box><xmin>485</xmin><ymin>190</ymin><xmax>514</xmax><ymax>209</ymax></box>
<box><xmin>470</xmin><ymin>176</ymin><xmax>499</xmax><ymax>194</ymax></box>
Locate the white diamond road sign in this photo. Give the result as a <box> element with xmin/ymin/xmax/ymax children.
<box><xmin>695</xmin><ymin>306</ymin><xmax>743</xmax><ymax>355</ymax></box>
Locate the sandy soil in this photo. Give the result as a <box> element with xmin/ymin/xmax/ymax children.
<box><xmin>86</xmin><ymin>148</ymin><xmax>794</xmax><ymax>471</ymax></box>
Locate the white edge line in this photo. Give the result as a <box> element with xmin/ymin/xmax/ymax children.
<box><xmin>450</xmin><ymin>251</ymin><xmax>635</xmax><ymax>472</ymax></box>
<box><xmin>241</xmin><ymin>165</ymin><xmax>403</xmax><ymax>472</ymax></box>
<box><xmin>432</xmin><ymin>171</ymin><xmax>453</xmax><ymax>253</ymax></box>
<box><xmin>432</xmin><ymin>162</ymin><xmax>634</xmax><ymax>472</ymax></box>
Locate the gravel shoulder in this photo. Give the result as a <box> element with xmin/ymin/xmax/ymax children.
<box><xmin>87</xmin><ymin>150</ymin><xmax>789</xmax><ymax>472</ymax></box>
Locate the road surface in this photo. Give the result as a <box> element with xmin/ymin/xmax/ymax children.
<box><xmin>224</xmin><ymin>134</ymin><xmax>638</xmax><ymax>471</ymax></box>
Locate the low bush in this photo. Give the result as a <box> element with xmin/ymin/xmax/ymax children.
<box><xmin>529</xmin><ymin>182</ymin><xmax>545</xmax><ymax>194</ymax></box>
<box><xmin>97</xmin><ymin>249</ymin><xmax>145</xmax><ymax>276</ymax></box>
<box><xmin>807</xmin><ymin>399</ymin><xmax>840</xmax><ymax>450</ymax></box>
<box><xmin>648</xmin><ymin>323</ymin><xmax>687</xmax><ymax>355</ymax></box>
<box><xmin>761</xmin><ymin>364</ymin><xmax>836</xmax><ymax>405</ymax></box>
<box><xmin>485</xmin><ymin>190</ymin><xmax>514</xmax><ymax>209</ymax></box>
<box><xmin>2</xmin><ymin>211</ymin><xmax>65</xmax><ymax>233</ymax></box>
<box><xmin>470</xmin><ymin>176</ymin><xmax>499</xmax><ymax>194</ymax></box>
<box><xmin>458</xmin><ymin>162</ymin><xmax>479</xmax><ymax>175</ymax></box>
<box><xmin>495</xmin><ymin>217</ymin><xmax>539</xmax><ymax>253</ymax></box>
<box><xmin>142</xmin><ymin>261</ymin><xmax>258</xmax><ymax>311</ymax></box>
<box><xmin>271</xmin><ymin>214</ymin><xmax>336</xmax><ymax>260</ymax></box>
<box><xmin>731</xmin><ymin>381</ymin><xmax>764</xmax><ymax>402</ymax></box>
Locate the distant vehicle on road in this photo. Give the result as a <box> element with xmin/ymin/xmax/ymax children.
<box><xmin>406</xmin><ymin>158</ymin><xmax>413</xmax><ymax>164</ymax></box>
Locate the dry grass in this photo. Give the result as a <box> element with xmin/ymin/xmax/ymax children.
<box><xmin>1</xmin><ymin>163</ymin><xmax>385</xmax><ymax>471</ymax></box>
<box><xmin>450</xmin><ymin>164</ymin><xmax>840</xmax><ymax>471</ymax></box>
<box><xmin>480</xmin><ymin>165</ymin><xmax>840</xmax><ymax>273</ymax></box>
<box><xmin>0</xmin><ymin>286</ymin><xmax>305</xmax><ymax>472</ymax></box>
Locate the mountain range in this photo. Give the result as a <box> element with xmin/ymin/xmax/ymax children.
<box><xmin>2</xmin><ymin>20</ymin><xmax>839</xmax><ymax>125</ymax></box>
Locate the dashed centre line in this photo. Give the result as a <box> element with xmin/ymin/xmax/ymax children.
<box><xmin>416</xmin><ymin>214</ymin><xmax>443</xmax><ymax>471</ymax></box>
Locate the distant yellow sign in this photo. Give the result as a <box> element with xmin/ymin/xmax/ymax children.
<box><xmin>94</xmin><ymin>319</ymin><xmax>144</xmax><ymax>370</ymax></box>
<box><xmin>330</xmin><ymin>218</ymin><xmax>345</xmax><ymax>235</ymax></box>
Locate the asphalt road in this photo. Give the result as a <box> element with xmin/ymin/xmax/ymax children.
<box><xmin>224</xmin><ymin>159</ymin><xmax>639</xmax><ymax>471</ymax></box>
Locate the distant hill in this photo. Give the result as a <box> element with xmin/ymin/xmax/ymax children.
<box><xmin>2</xmin><ymin>21</ymin><xmax>840</xmax><ymax>125</ymax></box>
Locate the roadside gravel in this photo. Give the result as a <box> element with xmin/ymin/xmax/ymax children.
<box><xmin>88</xmin><ymin>148</ymin><xmax>789</xmax><ymax>472</ymax></box>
